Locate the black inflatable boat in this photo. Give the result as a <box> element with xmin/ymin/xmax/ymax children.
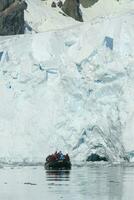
<box><xmin>45</xmin><ymin>152</ymin><xmax>71</xmax><ymax>170</ymax></box>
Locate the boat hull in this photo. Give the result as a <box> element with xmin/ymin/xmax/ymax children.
<box><xmin>45</xmin><ymin>160</ymin><xmax>71</xmax><ymax>170</ymax></box>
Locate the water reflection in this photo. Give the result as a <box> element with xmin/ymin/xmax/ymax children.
<box><xmin>0</xmin><ymin>165</ymin><xmax>134</xmax><ymax>200</ymax></box>
<box><xmin>46</xmin><ymin>170</ymin><xmax>70</xmax><ymax>183</ymax></box>
<box><xmin>107</xmin><ymin>166</ymin><xmax>123</xmax><ymax>200</ymax></box>
<box><xmin>45</xmin><ymin>166</ymin><xmax>126</xmax><ymax>200</ymax></box>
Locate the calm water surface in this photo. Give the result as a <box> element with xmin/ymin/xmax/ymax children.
<box><xmin>0</xmin><ymin>164</ymin><xmax>134</xmax><ymax>200</ymax></box>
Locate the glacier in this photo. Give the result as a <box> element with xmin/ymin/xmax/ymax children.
<box><xmin>0</xmin><ymin>0</ymin><xmax>134</xmax><ymax>164</ymax></box>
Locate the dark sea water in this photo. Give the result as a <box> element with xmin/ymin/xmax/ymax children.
<box><xmin>0</xmin><ymin>164</ymin><xmax>134</xmax><ymax>200</ymax></box>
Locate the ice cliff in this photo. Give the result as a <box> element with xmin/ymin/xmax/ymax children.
<box><xmin>0</xmin><ymin>0</ymin><xmax>134</xmax><ymax>163</ymax></box>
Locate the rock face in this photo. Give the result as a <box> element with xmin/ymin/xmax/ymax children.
<box><xmin>80</xmin><ymin>0</ymin><xmax>99</xmax><ymax>8</ymax></box>
<box><xmin>0</xmin><ymin>0</ymin><xmax>27</xmax><ymax>36</ymax></box>
<box><xmin>62</xmin><ymin>0</ymin><xmax>83</xmax><ymax>22</ymax></box>
<box><xmin>0</xmin><ymin>0</ymin><xmax>14</xmax><ymax>11</ymax></box>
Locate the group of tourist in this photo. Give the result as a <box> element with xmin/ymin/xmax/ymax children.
<box><xmin>46</xmin><ymin>151</ymin><xmax>70</xmax><ymax>162</ymax></box>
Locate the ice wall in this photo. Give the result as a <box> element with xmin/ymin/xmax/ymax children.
<box><xmin>0</xmin><ymin>8</ymin><xmax>134</xmax><ymax>163</ymax></box>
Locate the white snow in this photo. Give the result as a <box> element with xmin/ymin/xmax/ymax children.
<box><xmin>0</xmin><ymin>0</ymin><xmax>134</xmax><ymax>163</ymax></box>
